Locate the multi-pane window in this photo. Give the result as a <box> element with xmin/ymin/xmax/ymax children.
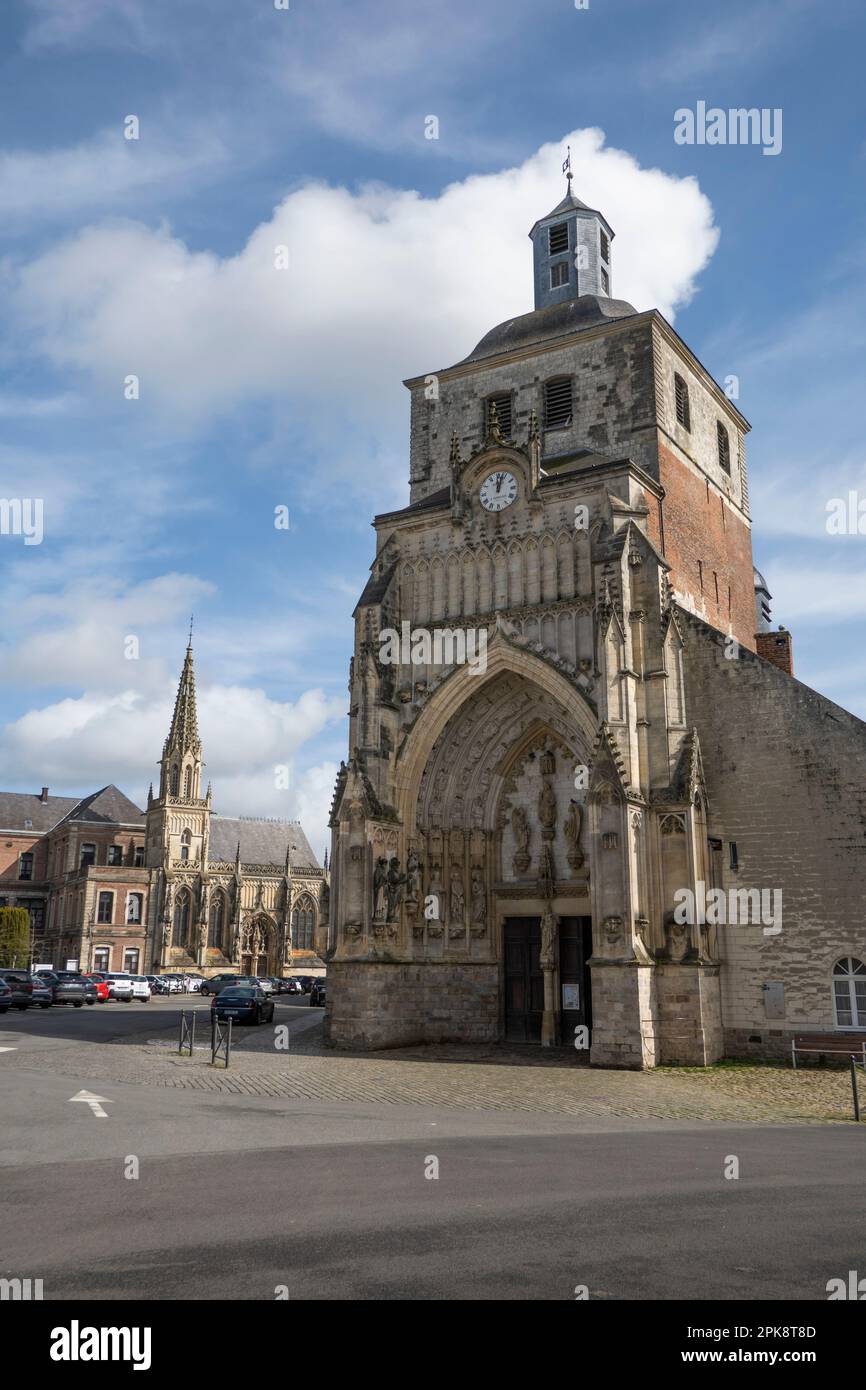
<box><xmin>18</xmin><ymin>852</ymin><xmax>34</xmax><ymax>881</ymax></box>
<box><xmin>548</xmin><ymin>222</ymin><xmax>569</xmax><ymax>254</ymax></box>
<box><xmin>485</xmin><ymin>392</ymin><xmax>513</xmax><ymax>439</ymax></box>
<box><xmin>133</xmin><ymin>845</ymin><xmax>145</xmax><ymax>867</ymax></box>
<box><xmin>600</xmin><ymin>268</ymin><xmax>609</xmax><ymax>296</ymax></box>
<box><xmin>292</xmin><ymin>898</ymin><xmax>316</xmax><ymax>952</ymax></box>
<box><xmin>123</xmin><ymin>948</ymin><xmax>140</xmax><ymax>974</ymax></box>
<box><xmin>180</xmin><ymin>830</ymin><xmax>191</xmax><ymax>863</ymax></box>
<box><xmin>94</xmin><ymin>947</ymin><xmax>110</xmax><ymax>972</ymax></box>
<box><xmin>717</xmin><ymin>421</ymin><xmax>731</xmax><ymax>473</ymax></box>
<box><xmin>80</xmin><ymin>843</ymin><xmax>96</xmax><ymax>868</ymax></box>
<box><xmin>544</xmin><ymin>377</ymin><xmax>573</xmax><ymax>430</ymax></box>
<box><xmin>833</xmin><ymin>958</ymin><xmax>866</xmax><ymax>1029</ymax></box>
<box><xmin>126</xmin><ymin>893</ymin><xmax>143</xmax><ymax>924</ymax></box>
<box><xmin>97</xmin><ymin>891</ymin><xmax>113</xmax><ymax>924</ymax></box>
<box><xmin>107</xmin><ymin>845</ymin><xmax>123</xmax><ymax>866</ymax></box>
<box><xmin>674</xmin><ymin>373</ymin><xmax>691</xmax><ymax>431</ymax></box>
<box><xmin>550</xmin><ymin>261</ymin><xmax>569</xmax><ymax>289</ymax></box>
<box><xmin>599</xmin><ymin>228</ymin><xmax>610</xmax><ymax>263</ymax></box>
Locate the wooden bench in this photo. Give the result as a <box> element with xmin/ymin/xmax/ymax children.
<box><xmin>791</xmin><ymin>1033</ymin><xmax>866</xmax><ymax>1068</ymax></box>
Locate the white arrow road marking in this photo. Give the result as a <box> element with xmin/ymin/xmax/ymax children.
<box><xmin>68</xmin><ymin>1088</ymin><xmax>112</xmax><ymax>1118</ymax></box>
<box><xmin>0</xmin><ymin>1046</ymin><xmax>18</xmax><ymax>1053</ymax></box>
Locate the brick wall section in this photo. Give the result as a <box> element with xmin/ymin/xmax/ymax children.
<box><xmin>680</xmin><ymin>608</ymin><xmax>866</xmax><ymax>1044</ymax></box>
<box><xmin>657</xmin><ymin>440</ymin><xmax>756</xmax><ymax>651</ymax></box>
<box><xmin>325</xmin><ymin>961</ymin><xmax>500</xmax><ymax>1049</ymax></box>
<box><xmin>755</xmin><ymin>629</ymin><xmax>794</xmax><ymax>676</ymax></box>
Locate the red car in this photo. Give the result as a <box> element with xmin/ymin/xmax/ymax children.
<box><xmin>81</xmin><ymin>973</ymin><xmax>111</xmax><ymax>1003</ymax></box>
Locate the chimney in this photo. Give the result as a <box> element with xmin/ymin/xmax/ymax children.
<box><xmin>40</xmin><ymin>786</ymin><xmax>49</xmax><ymax>803</ymax></box>
<box><xmin>756</xmin><ymin>627</ymin><xmax>794</xmax><ymax>677</ymax></box>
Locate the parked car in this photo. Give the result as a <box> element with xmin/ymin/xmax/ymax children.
<box><xmin>157</xmin><ymin>973</ymin><xmax>186</xmax><ymax>994</ymax></box>
<box><xmin>278</xmin><ymin>977</ymin><xmax>302</xmax><ymax>995</ymax></box>
<box><xmin>200</xmin><ymin>974</ymin><xmax>257</xmax><ymax>997</ymax></box>
<box><xmin>254</xmin><ymin>977</ymin><xmax>276</xmax><ymax>995</ymax></box>
<box><xmin>39</xmin><ymin>972</ymin><xmax>87</xmax><ymax>1007</ymax></box>
<box><xmin>127</xmin><ymin>975</ymin><xmax>152</xmax><ymax>1003</ymax></box>
<box><xmin>147</xmin><ymin>975</ymin><xmax>171</xmax><ymax>996</ymax></box>
<box><xmin>104</xmin><ymin>972</ymin><xmax>135</xmax><ymax>1001</ymax></box>
<box><xmin>0</xmin><ymin>968</ymin><xmax>36</xmax><ymax>1010</ymax></box>
<box><xmin>309</xmin><ymin>979</ymin><xmax>327</xmax><ymax>1007</ymax></box>
<box><xmin>183</xmin><ymin>974</ymin><xmax>204</xmax><ymax>993</ymax></box>
<box><xmin>295</xmin><ymin>975</ymin><xmax>315</xmax><ymax>994</ymax></box>
<box><xmin>29</xmin><ymin>975</ymin><xmax>53</xmax><ymax>1008</ymax></box>
<box><xmin>212</xmin><ymin>986</ymin><xmax>275</xmax><ymax>1025</ymax></box>
<box><xmin>81</xmin><ymin>974</ymin><xmax>111</xmax><ymax>1002</ymax></box>
<box><xmin>0</xmin><ymin>978</ymin><xmax>11</xmax><ymax>1013</ymax></box>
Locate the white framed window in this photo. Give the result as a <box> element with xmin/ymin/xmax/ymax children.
<box><xmin>94</xmin><ymin>946</ymin><xmax>110</xmax><ymax>972</ymax></box>
<box><xmin>180</xmin><ymin>829</ymin><xmax>191</xmax><ymax>863</ymax></box>
<box><xmin>126</xmin><ymin>893</ymin><xmax>143</xmax><ymax>924</ymax></box>
<box><xmin>550</xmin><ymin>261</ymin><xmax>569</xmax><ymax>289</ymax></box>
<box><xmin>123</xmin><ymin>948</ymin><xmax>140</xmax><ymax>974</ymax></box>
<box><xmin>833</xmin><ymin>957</ymin><xmax>866</xmax><ymax>1029</ymax></box>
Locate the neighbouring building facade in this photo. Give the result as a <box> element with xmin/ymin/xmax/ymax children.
<box><xmin>325</xmin><ymin>173</ymin><xmax>866</xmax><ymax>1066</ymax></box>
<box><xmin>0</xmin><ymin>644</ymin><xmax>325</xmax><ymax>977</ymax></box>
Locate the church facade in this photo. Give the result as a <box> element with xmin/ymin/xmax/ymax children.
<box><xmin>324</xmin><ymin>176</ymin><xmax>866</xmax><ymax>1067</ymax></box>
<box><xmin>0</xmin><ymin>644</ymin><xmax>325</xmax><ymax>978</ymax></box>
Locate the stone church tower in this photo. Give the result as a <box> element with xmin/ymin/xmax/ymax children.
<box><xmin>325</xmin><ymin>173</ymin><xmax>866</xmax><ymax>1066</ymax></box>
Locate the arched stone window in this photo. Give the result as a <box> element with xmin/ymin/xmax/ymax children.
<box><xmin>833</xmin><ymin>957</ymin><xmax>866</xmax><ymax>1029</ymax></box>
<box><xmin>170</xmin><ymin>764</ymin><xmax>179</xmax><ymax>796</ymax></box>
<box><xmin>173</xmin><ymin>889</ymin><xmax>191</xmax><ymax>949</ymax></box>
<box><xmin>291</xmin><ymin>896</ymin><xmax>316</xmax><ymax>951</ymax></box>
<box><xmin>208</xmin><ymin>891</ymin><xmax>225</xmax><ymax>951</ymax></box>
<box><xmin>180</xmin><ymin>829</ymin><xmax>191</xmax><ymax>863</ymax></box>
<box><xmin>183</xmin><ymin>766</ymin><xmax>192</xmax><ymax>799</ymax></box>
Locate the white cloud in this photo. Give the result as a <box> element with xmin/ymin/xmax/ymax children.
<box><xmin>11</xmin><ymin>129</ymin><xmax>718</xmax><ymax>439</ymax></box>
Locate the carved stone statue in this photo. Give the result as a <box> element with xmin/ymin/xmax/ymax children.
<box><xmin>450</xmin><ymin>867</ymin><xmax>465</xmax><ymax>925</ymax></box>
<box><xmin>199</xmin><ymin>920</ymin><xmax>208</xmax><ymax>949</ymax></box>
<box><xmin>538</xmin><ymin>779</ymin><xmax>557</xmax><ymax>842</ymax></box>
<box><xmin>406</xmin><ymin>849</ymin><xmax>421</xmax><ymax>900</ymax></box>
<box><xmin>373</xmin><ymin>856</ymin><xmax>388</xmax><ymax>920</ymax></box>
<box><xmin>386</xmin><ymin>856</ymin><xmax>406</xmax><ymax>920</ymax></box>
<box><xmin>470</xmin><ymin>867</ymin><xmax>486</xmax><ymax>932</ymax></box>
<box><xmin>540</xmin><ymin>907</ymin><xmax>557</xmax><ymax>971</ymax></box>
<box><xmin>512</xmin><ymin>805</ymin><xmax>530</xmax><ymax>874</ymax></box>
<box><xmin>564</xmin><ymin>799</ymin><xmax>584</xmax><ymax>871</ymax></box>
<box><xmin>162</xmin><ymin>921</ymin><xmax>171</xmax><ymax>948</ymax></box>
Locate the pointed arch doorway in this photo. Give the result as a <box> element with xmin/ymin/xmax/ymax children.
<box><xmin>240</xmin><ymin>915</ymin><xmax>277</xmax><ymax>978</ymax></box>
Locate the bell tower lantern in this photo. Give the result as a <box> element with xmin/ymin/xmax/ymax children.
<box><xmin>529</xmin><ymin>150</ymin><xmax>615</xmax><ymax>310</ymax></box>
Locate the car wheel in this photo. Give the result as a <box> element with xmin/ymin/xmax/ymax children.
<box><xmin>0</xmin><ymin>1006</ymin><xmax>8</xmax><ymax>1013</ymax></box>
<box><xmin>40</xmin><ymin>1003</ymin><xmax>52</xmax><ymax>1009</ymax></box>
<box><xmin>86</xmin><ymin>998</ymin><xmax>95</xmax><ymax>1005</ymax></box>
<box><xmin>73</xmin><ymin>1001</ymin><xmax>83</xmax><ymax>1008</ymax></box>
<box><xmin>14</xmin><ymin>1003</ymin><xmax>28</xmax><ymax>1011</ymax></box>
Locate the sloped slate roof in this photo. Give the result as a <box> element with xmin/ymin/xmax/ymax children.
<box><xmin>0</xmin><ymin>791</ymin><xmax>80</xmax><ymax>833</ymax></box>
<box><xmin>459</xmin><ymin>294</ymin><xmax>639</xmax><ymax>366</ymax></box>
<box><xmin>57</xmin><ymin>785</ymin><xmax>146</xmax><ymax>827</ymax></box>
<box><xmin>208</xmin><ymin>816</ymin><xmax>320</xmax><ymax>870</ymax></box>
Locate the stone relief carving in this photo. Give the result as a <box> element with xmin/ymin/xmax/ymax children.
<box><xmin>511</xmin><ymin>804</ymin><xmax>530</xmax><ymax>874</ymax></box>
<box><xmin>386</xmin><ymin>856</ymin><xmax>406</xmax><ymax>921</ymax></box>
<box><xmin>564</xmin><ymin>799</ymin><xmax>584</xmax><ymax>871</ymax></box>
<box><xmin>538</xmin><ymin>778</ymin><xmax>557</xmax><ymax>842</ymax></box>
<box><xmin>539</xmin><ymin>907</ymin><xmax>558</xmax><ymax>971</ymax></box>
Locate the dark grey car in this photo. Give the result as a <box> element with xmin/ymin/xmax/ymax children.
<box><xmin>40</xmin><ymin>971</ymin><xmax>87</xmax><ymax>1007</ymax></box>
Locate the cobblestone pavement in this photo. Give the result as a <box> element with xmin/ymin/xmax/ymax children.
<box><xmin>4</xmin><ymin>1016</ymin><xmax>862</xmax><ymax>1124</ymax></box>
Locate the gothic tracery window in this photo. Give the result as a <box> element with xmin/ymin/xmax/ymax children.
<box><xmin>208</xmin><ymin>891</ymin><xmax>225</xmax><ymax>950</ymax></box>
<box><xmin>174</xmin><ymin>889</ymin><xmax>191</xmax><ymax>949</ymax></box>
<box><xmin>170</xmin><ymin>764</ymin><xmax>179</xmax><ymax>796</ymax></box>
<box><xmin>291</xmin><ymin>896</ymin><xmax>316</xmax><ymax>951</ymax></box>
<box><xmin>183</xmin><ymin>766</ymin><xmax>192</xmax><ymax>799</ymax></box>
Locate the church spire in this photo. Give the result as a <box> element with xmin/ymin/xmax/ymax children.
<box><xmin>529</xmin><ymin>157</ymin><xmax>614</xmax><ymax>310</ymax></box>
<box><xmin>158</xmin><ymin>638</ymin><xmax>203</xmax><ymax>802</ymax></box>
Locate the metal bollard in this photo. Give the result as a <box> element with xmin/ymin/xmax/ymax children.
<box><xmin>850</xmin><ymin>1055</ymin><xmax>861</xmax><ymax>1122</ymax></box>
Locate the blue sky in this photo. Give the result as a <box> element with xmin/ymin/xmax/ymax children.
<box><xmin>1</xmin><ymin>0</ymin><xmax>864</xmax><ymax>856</ymax></box>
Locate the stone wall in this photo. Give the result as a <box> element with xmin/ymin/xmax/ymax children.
<box><xmin>681</xmin><ymin>609</ymin><xmax>866</xmax><ymax>1039</ymax></box>
<box><xmin>325</xmin><ymin>960</ymin><xmax>500</xmax><ymax>1049</ymax></box>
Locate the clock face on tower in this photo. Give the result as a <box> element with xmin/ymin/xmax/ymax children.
<box><xmin>479</xmin><ymin>470</ymin><xmax>518</xmax><ymax>512</ymax></box>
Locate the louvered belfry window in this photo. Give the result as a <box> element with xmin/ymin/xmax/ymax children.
<box><xmin>717</xmin><ymin>421</ymin><xmax>731</xmax><ymax>473</ymax></box>
<box><xmin>599</xmin><ymin>228</ymin><xmax>610</xmax><ymax>262</ymax></box>
<box><xmin>544</xmin><ymin>377</ymin><xmax>573</xmax><ymax>429</ymax></box>
<box><xmin>486</xmin><ymin>392</ymin><xmax>512</xmax><ymax>439</ymax></box>
<box><xmin>549</xmin><ymin>222</ymin><xmax>569</xmax><ymax>254</ymax></box>
<box><xmin>674</xmin><ymin>373</ymin><xmax>691</xmax><ymax>430</ymax></box>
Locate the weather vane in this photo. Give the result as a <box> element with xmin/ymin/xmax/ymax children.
<box><xmin>562</xmin><ymin>145</ymin><xmax>572</xmax><ymax>184</ymax></box>
<box><xmin>188</xmin><ymin>613</ymin><xmax>194</xmax><ymax>645</ymax></box>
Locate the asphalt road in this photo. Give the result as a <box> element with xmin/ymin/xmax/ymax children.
<box><xmin>1</xmin><ymin>1008</ymin><xmax>865</xmax><ymax>1300</ymax></box>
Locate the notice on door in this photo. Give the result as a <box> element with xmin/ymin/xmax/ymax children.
<box><xmin>561</xmin><ymin>983</ymin><xmax>580</xmax><ymax>1011</ymax></box>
